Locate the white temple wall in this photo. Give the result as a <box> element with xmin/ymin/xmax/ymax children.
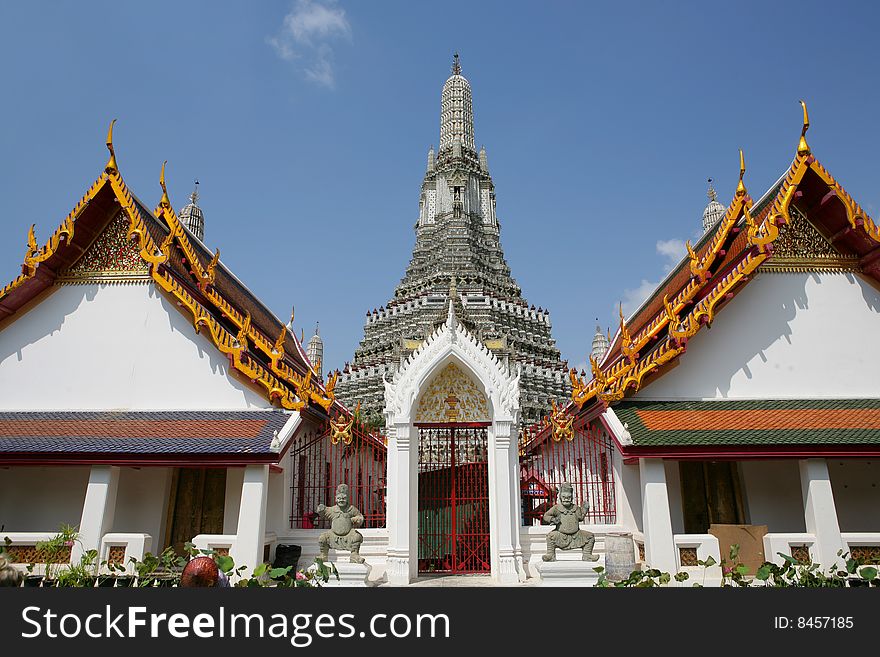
<box><xmin>634</xmin><ymin>272</ymin><xmax>880</xmax><ymax>400</ymax></box>
<box><xmin>0</xmin><ymin>282</ymin><xmax>268</xmax><ymax>410</ymax></box>
<box><xmin>739</xmin><ymin>460</ymin><xmax>806</xmax><ymax>532</ymax></box>
<box><xmin>0</xmin><ymin>466</ymin><xmax>89</xmax><ymax>532</ymax></box>
<box><xmin>267</xmin><ymin>468</ymin><xmax>287</xmax><ymax>536</ymax></box>
<box><xmin>664</xmin><ymin>461</ymin><xmax>685</xmax><ymax>534</ymax></box>
<box><xmin>223</xmin><ymin>467</ymin><xmax>245</xmax><ymax>534</ymax></box>
<box><xmin>829</xmin><ymin>460</ymin><xmax>880</xmax><ymax>532</ymax></box>
<box><xmin>111</xmin><ymin>467</ymin><xmax>172</xmax><ymax>549</ymax></box>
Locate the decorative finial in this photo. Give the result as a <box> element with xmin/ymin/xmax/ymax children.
<box><xmin>446</xmin><ymin>299</ymin><xmax>458</xmax><ymax>330</ymax></box>
<box><xmin>707</xmin><ymin>177</ymin><xmax>717</xmax><ymax>202</ymax></box>
<box><xmin>736</xmin><ymin>149</ymin><xmax>747</xmax><ymax>197</ymax></box>
<box><xmin>798</xmin><ymin>100</ymin><xmax>811</xmax><ymax>156</ymax></box>
<box><xmin>315</xmin><ymin>322</ymin><xmax>320</xmax><ymax>336</ymax></box>
<box><xmin>451</xmin><ymin>52</ymin><xmax>461</xmax><ymax>75</ymax></box>
<box><xmin>288</xmin><ymin>306</ymin><xmax>295</xmax><ymax>329</ymax></box>
<box><xmin>159</xmin><ymin>161</ymin><xmax>171</xmax><ymax>208</ymax></box>
<box><xmin>190</xmin><ymin>179</ymin><xmax>200</xmax><ymax>206</ymax></box>
<box><xmin>105</xmin><ymin>119</ymin><xmax>118</xmax><ymax>172</ymax></box>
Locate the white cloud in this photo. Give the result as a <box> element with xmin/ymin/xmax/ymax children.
<box><xmin>619</xmin><ymin>238</ymin><xmax>686</xmax><ymax>315</ymax></box>
<box><xmin>268</xmin><ymin>0</ymin><xmax>351</xmax><ymax>88</ymax></box>
<box><xmin>656</xmin><ymin>238</ymin><xmax>686</xmax><ymax>270</ymax></box>
<box><xmin>621</xmin><ymin>278</ymin><xmax>659</xmax><ymax>316</ymax></box>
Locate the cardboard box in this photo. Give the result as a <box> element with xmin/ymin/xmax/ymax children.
<box><xmin>708</xmin><ymin>524</ymin><xmax>768</xmax><ymax>574</ymax></box>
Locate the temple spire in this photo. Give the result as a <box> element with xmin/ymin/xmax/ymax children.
<box><xmin>178</xmin><ymin>179</ymin><xmax>205</xmax><ymax>241</ymax></box>
<box><xmin>702</xmin><ymin>177</ymin><xmax>726</xmax><ymax>233</ymax></box>
<box><xmin>439</xmin><ymin>52</ymin><xmax>475</xmax><ymax>152</ymax></box>
<box><xmin>307</xmin><ymin>322</ymin><xmax>324</xmax><ymax>379</ymax></box>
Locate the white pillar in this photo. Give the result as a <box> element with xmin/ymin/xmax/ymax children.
<box><xmin>74</xmin><ymin>465</ymin><xmax>120</xmax><ymax>563</ymax></box>
<box><xmin>386</xmin><ymin>422</ymin><xmax>416</xmax><ymax>585</ymax></box>
<box><xmin>799</xmin><ymin>458</ymin><xmax>845</xmax><ymax>569</ymax></box>
<box><xmin>613</xmin><ymin>454</ymin><xmax>642</xmax><ymax>532</ymax></box>
<box><xmin>639</xmin><ymin>458</ymin><xmax>676</xmax><ymax>573</ymax></box>
<box><xmin>232</xmin><ymin>464</ymin><xmax>269</xmax><ymax>574</ymax></box>
<box><xmin>491</xmin><ymin>420</ymin><xmax>525</xmax><ymax>583</ymax></box>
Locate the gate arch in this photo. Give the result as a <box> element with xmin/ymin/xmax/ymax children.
<box><xmin>383</xmin><ymin>303</ymin><xmax>523</xmax><ymax>584</ymax></box>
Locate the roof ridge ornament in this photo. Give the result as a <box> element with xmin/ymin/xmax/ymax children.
<box><xmin>798</xmin><ymin>100</ymin><xmax>811</xmax><ymax>156</ymax></box>
<box><xmin>159</xmin><ymin>161</ymin><xmax>171</xmax><ymax>209</ymax></box>
<box><xmin>736</xmin><ymin>149</ymin><xmax>747</xmax><ymax>197</ymax></box>
<box><xmin>446</xmin><ymin>299</ymin><xmax>457</xmax><ymax>332</ymax></box>
<box><xmin>105</xmin><ymin>119</ymin><xmax>118</xmax><ymax>173</ymax></box>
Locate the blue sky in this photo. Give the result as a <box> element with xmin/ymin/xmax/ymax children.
<box><xmin>1</xmin><ymin>1</ymin><xmax>878</xmax><ymax>374</ymax></box>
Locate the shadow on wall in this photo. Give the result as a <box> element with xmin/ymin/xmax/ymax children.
<box><xmin>640</xmin><ymin>272</ymin><xmax>880</xmax><ymax>399</ymax></box>
<box><xmin>0</xmin><ymin>283</ymin><xmax>264</xmax><ymax>409</ymax></box>
<box><xmin>0</xmin><ymin>284</ymin><xmax>98</xmax><ymax>366</ymax></box>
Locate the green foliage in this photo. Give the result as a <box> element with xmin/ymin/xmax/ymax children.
<box><xmin>594</xmin><ymin>565</ymin><xmax>686</xmax><ymax>588</ymax></box>
<box><xmin>596</xmin><ymin>543</ymin><xmax>878</xmax><ymax>589</ymax></box>
<box><xmin>35</xmin><ymin>524</ymin><xmax>80</xmax><ymax>582</ymax></box>
<box><xmin>236</xmin><ymin>557</ymin><xmax>339</xmax><ymax>588</ymax></box>
<box><xmin>718</xmin><ymin>544</ymin><xmax>750</xmax><ymax>588</ymax></box>
<box><xmin>752</xmin><ymin>548</ymin><xmax>877</xmax><ymax>588</ymax></box>
<box><xmin>55</xmin><ymin>549</ymin><xmax>98</xmax><ymax>587</ymax></box>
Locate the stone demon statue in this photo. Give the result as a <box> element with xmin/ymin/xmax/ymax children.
<box><xmin>316</xmin><ymin>483</ymin><xmax>365</xmax><ymax>564</ymax></box>
<box><xmin>541</xmin><ymin>481</ymin><xmax>598</xmax><ymax>562</ymax></box>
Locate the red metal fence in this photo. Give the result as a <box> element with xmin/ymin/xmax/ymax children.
<box><xmin>417</xmin><ymin>423</ymin><xmax>490</xmax><ymax>574</ymax></box>
<box><xmin>288</xmin><ymin>423</ymin><xmax>387</xmax><ymax>529</ymax></box>
<box><xmin>520</xmin><ymin>418</ymin><xmax>616</xmax><ymax>526</ymax></box>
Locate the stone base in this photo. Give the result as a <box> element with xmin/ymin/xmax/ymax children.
<box><xmin>322</xmin><ymin>561</ymin><xmax>372</xmax><ymax>587</ymax></box>
<box><xmin>535</xmin><ymin>554</ymin><xmax>604</xmax><ymax>587</ymax></box>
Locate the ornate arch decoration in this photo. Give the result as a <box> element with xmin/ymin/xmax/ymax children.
<box><xmin>384</xmin><ymin>302</ymin><xmax>520</xmax><ymax>426</ymax></box>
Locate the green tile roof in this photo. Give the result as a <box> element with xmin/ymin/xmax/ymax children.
<box><xmin>613</xmin><ymin>399</ymin><xmax>880</xmax><ymax>447</ymax></box>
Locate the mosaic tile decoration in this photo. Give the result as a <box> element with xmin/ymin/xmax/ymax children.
<box><xmin>60</xmin><ymin>211</ymin><xmax>149</xmax><ymax>281</ymax></box>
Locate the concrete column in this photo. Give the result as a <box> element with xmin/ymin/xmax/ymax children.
<box><xmin>639</xmin><ymin>458</ymin><xmax>676</xmax><ymax>573</ymax></box>
<box><xmin>614</xmin><ymin>454</ymin><xmax>642</xmax><ymax>533</ymax></box>
<box><xmin>74</xmin><ymin>465</ymin><xmax>120</xmax><ymax>563</ymax></box>
<box><xmin>232</xmin><ymin>464</ymin><xmax>269</xmax><ymax>574</ymax></box>
<box><xmin>491</xmin><ymin>420</ymin><xmax>525</xmax><ymax>583</ymax></box>
<box><xmin>799</xmin><ymin>458</ymin><xmax>845</xmax><ymax>569</ymax></box>
<box><xmin>386</xmin><ymin>422</ymin><xmax>416</xmax><ymax>585</ymax></box>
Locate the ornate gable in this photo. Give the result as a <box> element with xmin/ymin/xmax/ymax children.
<box><xmin>415</xmin><ymin>362</ymin><xmax>490</xmax><ymax>423</ymax></box>
<box><xmin>384</xmin><ymin>301</ymin><xmax>520</xmax><ymax>424</ymax></box>
<box><xmin>58</xmin><ymin>211</ymin><xmax>150</xmax><ymax>284</ymax></box>
<box><xmin>761</xmin><ymin>204</ymin><xmax>859</xmax><ymax>272</ymax></box>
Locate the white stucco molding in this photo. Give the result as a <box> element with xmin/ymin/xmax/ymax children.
<box><xmin>383</xmin><ymin>301</ymin><xmax>520</xmax><ymax>425</ymax></box>
<box><xmin>270</xmin><ymin>411</ymin><xmax>302</xmax><ymax>453</ymax></box>
<box><xmin>602</xmin><ymin>407</ymin><xmax>632</xmax><ymax>446</ymax></box>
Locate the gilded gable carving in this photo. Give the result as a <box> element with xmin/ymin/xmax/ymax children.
<box><xmin>763</xmin><ymin>205</ymin><xmax>859</xmax><ymax>272</ymax></box>
<box><xmin>59</xmin><ymin>211</ymin><xmax>149</xmax><ymax>283</ymax></box>
<box><xmin>415</xmin><ymin>363</ymin><xmax>489</xmax><ymax>422</ymax></box>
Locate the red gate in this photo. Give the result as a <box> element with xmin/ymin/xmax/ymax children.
<box><xmin>417</xmin><ymin>423</ymin><xmax>490</xmax><ymax>574</ymax></box>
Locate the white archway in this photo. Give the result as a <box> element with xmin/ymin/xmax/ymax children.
<box><xmin>384</xmin><ymin>303</ymin><xmax>524</xmax><ymax>584</ymax></box>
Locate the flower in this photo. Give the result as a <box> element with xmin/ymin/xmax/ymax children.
<box><xmin>296</xmin><ymin>572</ymin><xmax>306</xmax><ymax>581</ymax></box>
